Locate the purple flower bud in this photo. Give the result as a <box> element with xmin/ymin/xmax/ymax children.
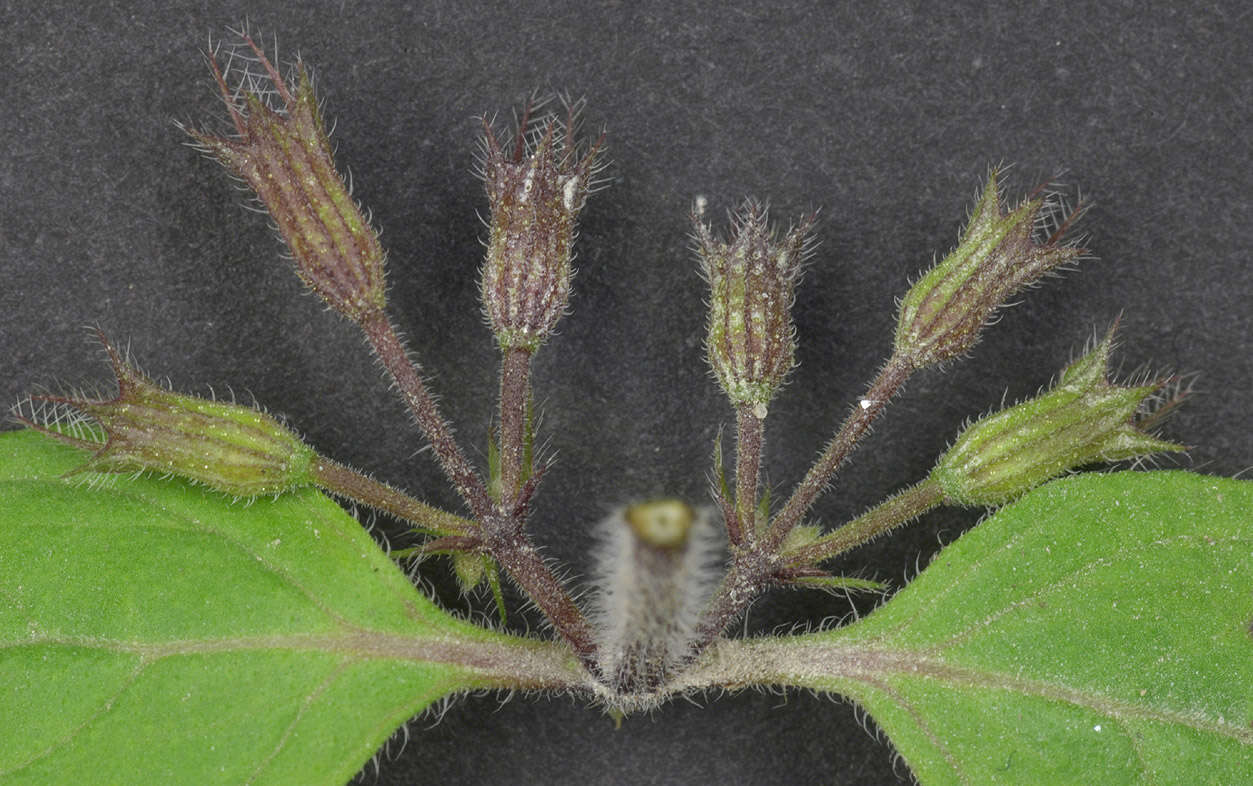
<box><xmin>185</xmin><ymin>33</ymin><xmax>387</xmax><ymax>323</ymax></box>
<box><xmin>479</xmin><ymin>98</ymin><xmax>603</xmax><ymax>351</ymax></box>
<box><xmin>695</xmin><ymin>200</ymin><xmax>814</xmax><ymax>415</ymax></box>
<box><xmin>895</xmin><ymin>169</ymin><xmax>1086</xmax><ymax>368</ymax></box>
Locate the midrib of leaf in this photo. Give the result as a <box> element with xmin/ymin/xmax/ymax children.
<box><xmin>701</xmin><ymin>641</ymin><xmax>1253</xmax><ymax>745</ymax></box>
<box><xmin>1</xmin><ymin>632</ymin><xmax>580</xmax><ymax>675</ymax></box>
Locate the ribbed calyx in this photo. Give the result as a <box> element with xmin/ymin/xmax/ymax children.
<box><xmin>931</xmin><ymin>324</ymin><xmax>1184</xmax><ymax>506</ymax></box>
<box><xmin>480</xmin><ymin>99</ymin><xmax>603</xmax><ymax>352</ymax></box>
<box><xmin>19</xmin><ymin>337</ymin><xmax>315</xmax><ymax>497</ymax></box>
<box><xmin>695</xmin><ymin>201</ymin><xmax>814</xmax><ymax>415</ymax></box>
<box><xmin>895</xmin><ymin>169</ymin><xmax>1085</xmax><ymax>368</ymax></box>
<box><xmin>186</xmin><ymin>35</ymin><xmax>387</xmax><ymax>323</ymax></box>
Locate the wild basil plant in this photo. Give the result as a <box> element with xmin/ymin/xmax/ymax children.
<box><xmin>3</xmin><ymin>30</ymin><xmax>1250</xmax><ymax>786</ymax></box>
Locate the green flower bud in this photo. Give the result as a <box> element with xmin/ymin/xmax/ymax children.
<box><xmin>19</xmin><ymin>336</ymin><xmax>315</xmax><ymax>497</ymax></box>
<box><xmin>479</xmin><ymin>98</ymin><xmax>603</xmax><ymax>351</ymax></box>
<box><xmin>930</xmin><ymin>324</ymin><xmax>1185</xmax><ymax>506</ymax></box>
<box><xmin>895</xmin><ymin>169</ymin><xmax>1085</xmax><ymax>368</ymax></box>
<box><xmin>185</xmin><ymin>34</ymin><xmax>387</xmax><ymax>323</ymax></box>
<box><xmin>695</xmin><ymin>200</ymin><xmax>814</xmax><ymax>415</ymax></box>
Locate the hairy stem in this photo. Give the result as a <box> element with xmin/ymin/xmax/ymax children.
<box><xmin>786</xmin><ymin>478</ymin><xmax>944</xmax><ymax>566</ymax></box>
<box><xmin>311</xmin><ymin>458</ymin><xmax>476</xmax><ymax>535</ymax></box>
<box><xmin>765</xmin><ymin>355</ymin><xmax>914</xmax><ymax>549</ymax></box>
<box><xmin>482</xmin><ymin>518</ymin><xmax>600</xmax><ymax>674</ymax></box>
<box><xmin>686</xmin><ymin>546</ymin><xmax>779</xmax><ymax>662</ymax></box>
<box><xmin>499</xmin><ymin>346</ymin><xmax>532</xmax><ymax>506</ymax></box>
<box><xmin>358</xmin><ymin>309</ymin><xmax>493</xmax><ymax>520</ymax></box>
<box><xmin>733</xmin><ymin>403</ymin><xmax>764</xmax><ymax>545</ymax></box>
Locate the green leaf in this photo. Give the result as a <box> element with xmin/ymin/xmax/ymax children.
<box><xmin>0</xmin><ymin>431</ymin><xmax>581</xmax><ymax>785</ymax></box>
<box><xmin>738</xmin><ymin>471</ymin><xmax>1253</xmax><ymax>784</ymax></box>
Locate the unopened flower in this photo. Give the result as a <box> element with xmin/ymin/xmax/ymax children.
<box><xmin>695</xmin><ymin>200</ymin><xmax>814</xmax><ymax>416</ymax></box>
<box><xmin>17</xmin><ymin>336</ymin><xmax>315</xmax><ymax>497</ymax></box>
<box><xmin>185</xmin><ymin>33</ymin><xmax>386</xmax><ymax>323</ymax></box>
<box><xmin>895</xmin><ymin>169</ymin><xmax>1086</xmax><ymax>369</ymax></box>
<box><xmin>930</xmin><ymin>323</ymin><xmax>1185</xmax><ymax>506</ymax></box>
<box><xmin>479</xmin><ymin>98</ymin><xmax>603</xmax><ymax>352</ymax></box>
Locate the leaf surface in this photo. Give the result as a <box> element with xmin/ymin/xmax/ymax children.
<box><xmin>734</xmin><ymin>471</ymin><xmax>1253</xmax><ymax>784</ymax></box>
<box><xmin>0</xmin><ymin>431</ymin><xmax>580</xmax><ymax>785</ymax></box>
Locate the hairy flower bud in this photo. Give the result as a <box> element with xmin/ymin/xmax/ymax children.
<box><xmin>18</xmin><ymin>337</ymin><xmax>315</xmax><ymax>497</ymax></box>
<box><xmin>895</xmin><ymin>169</ymin><xmax>1085</xmax><ymax>368</ymax></box>
<box><xmin>185</xmin><ymin>34</ymin><xmax>387</xmax><ymax>323</ymax></box>
<box><xmin>695</xmin><ymin>200</ymin><xmax>814</xmax><ymax>415</ymax></box>
<box><xmin>479</xmin><ymin>99</ymin><xmax>603</xmax><ymax>351</ymax></box>
<box><xmin>590</xmin><ymin>500</ymin><xmax>722</xmax><ymax>698</ymax></box>
<box><xmin>931</xmin><ymin>324</ymin><xmax>1184</xmax><ymax>506</ymax></box>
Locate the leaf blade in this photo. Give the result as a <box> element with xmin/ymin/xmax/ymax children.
<box><xmin>0</xmin><ymin>430</ymin><xmax>580</xmax><ymax>785</ymax></box>
<box><xmin>738</xmin><ymin>471</ymin><xmax>1253</xmax><ymax>784</ymax></box>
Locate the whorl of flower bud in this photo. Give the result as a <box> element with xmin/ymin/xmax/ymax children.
<box><xmin>184</xmin><ymin>33</ymin><xmax>387</xmax><ymax>323</ymax></box>
<box><xmin>895</xmin><ymin>169</ymin><xmax>1086</xmax><ymax>369</ymax></box>
<box><xmin>695</xmin><ymin>201</ymin><xmax>814</xmax><ymax>416</ymax></box>
<box><xmin>479</xmin><ymin>98</ymin><xmax>603</xmax><ymax>352</ymax></box>
<box><xmin>16</xmin><ymin>336</ymin><xmax>316</xmax><ymax>497</ymax></box>
<box><xmin>930</xmin><ymin>323</ymin><xmax>1185</xmax><ymax>507</ymax></box>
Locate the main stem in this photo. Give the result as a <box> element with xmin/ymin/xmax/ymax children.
<box><xmin>498</xmin><ymin>346</ymin><xmax>532</xmax><ymax>505</ymax></box>
<box><xmin>358</xmin><ymin>309</ymin><xmax>494</xmax><ymax>520</ymax></box>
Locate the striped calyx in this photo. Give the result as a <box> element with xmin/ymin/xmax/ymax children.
<box><xmin>696</xmin><ymin>201</ymin><xmax>812</xmax><ymax>414</ymax></box>
<box><xmin>931</xmin><ymin>324</ymin><xmax>1184</xmax><ymax>506</ymax></box>
<box><xmin>895</xmin><ymin>169</ymin><xmax>1084</xmax><ymax>368</ymax></box>
<box><xmin>20</xmin><ymin>337</ymin><xmax>315</xmax><ymax>497</ymax></box>
<box><xmin>187</xmin><ymin>35</ymin><xmax>386</xmax><ymax>323</ymax></box>
<box><xmin>480</xmin><ymin>99</ymin><xmax>602</xmax><ymax>351</ymax></box>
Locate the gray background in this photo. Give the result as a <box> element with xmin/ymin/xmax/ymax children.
<box><xmin>2</xmin><ymin>1</ymin><xmax>1249</xmax><ymax>783</ymax></box>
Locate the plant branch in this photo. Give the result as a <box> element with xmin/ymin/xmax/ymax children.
<box><xmin>499</xmin><ymin>346</ymin><xmax>532</xmax><ymax>506</ymax></box>
<box><xmin>765</xmin><ymin>355</ymin><xmax>914</xmax><ymax>549</ymax></box>
<box><xmin>733</xmin><ymin>403</ymin><xmax>764</xmax><ymax>545</ymax></box>
<box><xmin>785</xmin><ymin>478</ymin><xmax>944</xmax><ymax>566</ymax></box>
<box><xmin>481</xmin><ymin>519</ymin><xmax>600</xmax><ymax>674</ymax></box>
<box><xmin>311</xmin><ymin>458</ymin><xmax>476</xmax><ymax>536</ymax></box>
<box><xmin>358</xmin><ymin>309</ymin><xmax>494</xmax><ymax>520</ymax></box>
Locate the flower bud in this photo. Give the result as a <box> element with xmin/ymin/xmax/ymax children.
<box><xmin>185</xmin><ymin>34</ymin><xmax>386</xmax><ymax>323</ymax></box>
<box><xmin>590</xmin><ymin>500</ymin><xmax>722</xmax><ymax>697</ymax></box>
<box><xmin>695</xmin><ymin>200</ymin><xmax>814</xmax><ymax>415</ymax></box>
<box><xmin>479</xmin><ymin>99</ymin><xmax>603</xmax><ymax>351</ymax></box>
<box><xmin>930</xmin><ymin>324</ymin><xmax>1185</xmax><ymax>506</ymax></box>
<box><xmin>19</xmin><ymin>337</ymin><xmax>315</xmax><ymax>497</ymax></box>
<box><xmin>895</xmin><ymin>169</ymin><xmax>1085</xmax><ymax>368</ymax></box>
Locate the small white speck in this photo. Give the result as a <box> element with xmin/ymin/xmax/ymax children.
<box><xmin>859</xmin><ymin>399</ymin><xmax>873</xmax><ymax>410</ymax></box>
<box><xmin>1093</xmin><ymin>724</ymin><xmax>1102</xmax><ymax>732</ymax></box>
<box><xmin>521</xmin><ymin>168</ymin><xmax>535</xmax><ymax>201</ymax></box>
<box><xmin>694</xmin><ymin>195</ymin><xmax>708</xmax><ymax>217</ymax></box>
<box><xmin>562</xmin><ymin>176</ymin><xmax>580</xmax><ymax>211</ymax></box>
